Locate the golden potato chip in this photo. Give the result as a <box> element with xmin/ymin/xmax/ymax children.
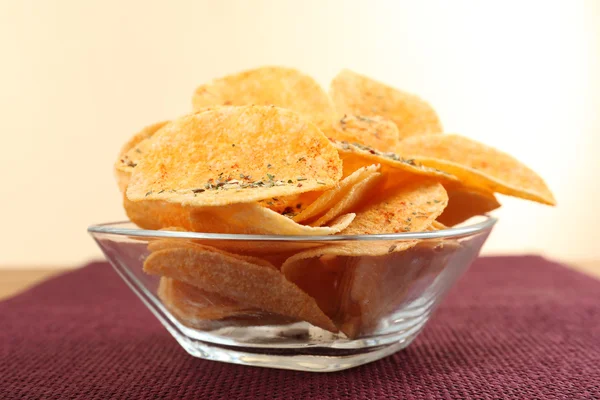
<box><xmin>330</xmin><ymin>69</ymin><xmax>442</xmax><ymax>139</ymax></box>
<box><xmin>281</xmin><ymin>180</ymin><xmax>448</xmax><ymax>266</ymax></box>
<box><xmin>437</xmin><ymin>184</ymin><xmax>501</xmax><ymax>226</ymax></box>
<box><xmin>309</xmin><ymin>171</ymin><xmax>383</xmax><ymax>227</ymax></box>
<box><xmin>336</xmin><ymin>241</ymin><xmax>460</xmax><ymax>338</ymax></box>
<box><xmin>333</xmin><ymin>140</ymin><xmax>457</xmax><ymax>184</ymax></box>
<box><xmin>158</xmin><ymin>277</ymin><xmax>256</xmax><ymax>322</ymax></box>
<box><xmin>293</xmin><ymin>164</ymin><xmax>381</xmax><ymax>225</ymax></box>
<box><xmin>325</xmin><ymin>114</ymin><xmax>400</xmax><ymax>152</ymax></box>
<box><xmin>342</xmin><ymin>180</ymin><xmax>448</xmax><ymax>235</ymax></box>
<box><xmin>127</xmin><ymin>106</ymin><xmax>342</xmax><ymax>207</ymax></box>
<box><xmin>114</xmin><ymin>120</ymin><xmax>170</xmax><ymax>192</ymax></box>
<box><xmin>282</xmin><ymin>236</ymin><xmax>461</xmax><ymax>338</ymax></box>
<box><xmin>194</xmin><ymin>240</ymin><xmax>326</xmax><ymax>258</ymax></box>
<box><xmin>431</xmin><ymin>220</ymin><xmax>448</xmax><ymax>230</ymax></box>
<box><xmin>126</xmin><ymin>196</ymin><xmax>353</xmax><ymax>236</ymax></box>
<box><xmin>396</xmin><ymin>134</ymin><xmax>556</xmax><ymax>205</ymax></box>
<box><xmin>145</xmin><ymin>227</ymin><xmax>325</xmax><ymax>259</ymax></box>
<box><xmin>144</xmin><ymin>246</ymin><xmax>337</xmax><ymax>332</ymax></box>
<box><xmin>192</xmin><ymin>66</ymin><xmax>335</xmax><ymax>130</ymax></box>
<box><xmin>147</xmin><ymin>238</ymin><xmax>276</xmax><ymax>269</ymax></box>
<box><xmin>189</xmin><ymin>203</ymin><xmax>355</xmax><ymax>235</ymax></box>
<box><xmin>257</xmin><ymin>191</ymin><xmax>322</xmax><ymax>216</ymax></box>
<box><xmin>280</xmin><ymin>253</ymin><xmax>345</xmax><ymax>319</ymax></box>
<box><xmin>124</xmin><ymin>196</ymin><xmax>193</xmax><ymax>231</ymax></box>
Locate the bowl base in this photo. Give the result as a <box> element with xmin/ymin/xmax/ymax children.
<box><xmin>173</xmin><ymin>333</ymin><xmax>417</xmax><ymax>372</ymax></box>
<box><xmin>109</xmin><ymin>256</ymin><xmax>426</xmax><ymax>372</ymax></box>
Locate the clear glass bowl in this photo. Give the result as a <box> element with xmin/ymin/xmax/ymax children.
<box><xmin>88</xmin><ymin>216</ymin><xmax>495</xmax><ymax>372</ymax></box>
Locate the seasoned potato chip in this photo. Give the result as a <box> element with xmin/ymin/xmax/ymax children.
<box><xmin>115</xmin><ymin>110</ymin><xmax>221</xmax><ymax>194</ymax></box>
<box><xmin>144</xmin><ymin>246</ymin><xmax>337</xmax><ymax>331</ymax></box>
<box><xmin>438</xmin><ymin>184</ymin><xmax>501</xmax><ymax>226</ymax></box>
<box><xmin>330</xmin><ymin>69</ymin><xmax>442</xmax><ymax>139</ymax></box>
<box><xmin>189</xmin><ymin>203</ymin><xmax>355</xmax><ymax>235</ymax></box>
<box><xmin>293</xmin><ymin>164</ymin><xmax>381</xmax><ymax>225</ymax></box>
<box><xmin>281</xmin><ymin>180</ymin><xmax>448</xmax><ymax>265</ymax></box>
<box><xmin>326</xmin><ymin>114</ymin><xmax>400</xmax><ymax>152</ymax></box>
<box><xmin>127</xmin><ymin>199</ymin><xmax>354</xmax><ymax>236</ymax></box>
<box><xmin>147</xmin><ymin>238</ymin><xmax>276</xmax><ymax>269</ymax></box>
<box><xmin>158</xmin><ymin>277</ymin><xmax>256</xmax><ymax>322</ymax></box>
<box><xmin>127</xmin><ymin>106</ymin><xmax>342</xmax><ymax>207</ymax></box>
<box><xmin>333</xmin><ymin>140</ymin><xmax>457</xmax><ymax>185</ymax></box>
<box><xmin>124</xmin><ymin>196</ymin><xmax>193</xmax><ymax>230</ymax></box>
<box><xmin>309</xmin><ymin>171</ymin><xmax>383</xmax><ymax>227</ymax></box>
<box><xmin>343</xmin><ymin>180</ymin><xmax>448</xmax><ymax>235</ymax></box>
<box><xmin>257</xmin><ymin>191</ymin><xmax>321</xmax><ymax>216</ymax></box>
<box><xmin>114</xmin><ymin>120</ymin><xmax>170</xmax><ymax>192</ymax></box>
<box><xmin>396</xmin><ymin>134</ymin><xmax>556</xmax><ymax>205</ymax></box>
<box><xmin>146</xmin><ymin>227</ymin><xmax>325</xmax><ymax>259</ymax></box>
<box><xmin>192</xmin><ymin>66</ymin><xmax>335</xmax><ymax>130</ymax></box>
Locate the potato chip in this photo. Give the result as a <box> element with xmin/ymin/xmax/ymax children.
<box><xmin>158</xmin><ymin>277</ymin><xmax>256</xmax><ymax>322</ymax></box>
<box><xmin>147</xmin><ymin>238</ymin><xmax>276</xmax><ymax>269</ymax></box>
<box><xmin>292</xmin><ymin>164</ymin><xmax>381</xmax><ymax>225</ymax></box>
<box><xmin>396</xmin><ymin>134</ymin><xmax>556</xmax><ymax>205</ymax></box>
<box><xmin>280</xmin><ymin>253</ymin><xmax>345</xmax><ymax>319</ymax></box>
<box><xmin>431</xmin><ymin>220</ymin><xmax>448</xmax><ymax>230</ymax></box>
<box><xmin>309</xmin><ymin>171</ymin><xmax>383</xmax><ymax>227</ymax></box>
<box><xmin>333</xmin><ymin>140</ymin><xmax>457</xmax><ymax>185</ymax></box>
<box><xmin>144</xmin><ymin>246</ymin><xmax>337</xmax><ymax>332</ymax></box>
<box><xmin>126</xmin><ymin>195</ymin><xmax>354</xmax><ymax>237</ymax></box>
<box><xmin>337</xmin><ymin>241</ymin><xmax>461</xmax><ymax>338</ymax></box>
<box><xmin>146</xmin><ymin>226</ymin><xmax>325</xmax><ymax>259</ymax></box>
<box><xmin>330</xmin><ymin>69</ymin><xmax>443</xmax><ymax>139</ymax></box>
<box><xmin>325</xmin><ymin>114</ymin><xmax>400</xmax><ymax>152</ymax></box>
<box><xmin>126</xmin><ymin>106</ymin><xmax>342</xmax><ymax>207</ymax></box>
<box><xmin>116</xmin><ymin>108</ymin><xmax>234</xmax><ymax>194</ymax></box>
<box><xmin>437</xmin><ymin>184</ymin><xmax>501</xmax><ymax>226</ymax></box>
<box><xmin>343</xmin><ymin>180</ymin><xmax>448</xmax><ymax>235</ymax></box>
<box><xmin>282</xmin><ymin>237</ymin><xmax>460</xmax><ymax>338</ymax></box>
<box><xmin>123</xmin><ymin>196</ymin><xmax>193</xmax><ymax>230</ymax></box>
<box><xmin>189</xmin><ymin>203</ymin><xmax>355</xmax><ymax>235</ymax></box>
<box><xmin>257</xmin><ymin>191</ymin><xmax>321</xmax><ymax>216</ymax></box>
<box><xmin>114</xmin><ymin>120</ymin><xmax>170</xmax><ymax>192</ymax></box>
<box><xmin>281</xmin><ymin>180</ymin><xmax>448</xmax><ymax>267</ymax></box>
<box><xmin>192</xmin><ymin>66</ymin><xmax>335</xmax><ymax>130</ymax></box>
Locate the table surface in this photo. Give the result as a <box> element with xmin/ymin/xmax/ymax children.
<box><xmin>0</xmin><ymin>260</ymin><xmax>599</xmax><ymax>301</ymax></box>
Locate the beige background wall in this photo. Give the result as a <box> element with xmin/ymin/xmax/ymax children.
<box><xmin>1</xmin><ymin>0</ymin><xmax>598</xmax><ymax>267</ymax></box>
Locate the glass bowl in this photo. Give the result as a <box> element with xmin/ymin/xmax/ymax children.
<box><xmin>88</xmin><ymin>215</ymin><xmax>495</xmax><ymax>372</ymax></box>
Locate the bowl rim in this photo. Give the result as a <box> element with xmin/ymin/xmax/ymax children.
<box><xmin>87</xmin><ymin>215</ymin><xmax>497</xmax><ymax>242</ymax></box>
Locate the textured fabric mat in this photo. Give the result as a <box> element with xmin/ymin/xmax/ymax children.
<box><xmin>1</xmin><ymin>256</ymin><xmax>598</xmax><ymax>399</ymax></box>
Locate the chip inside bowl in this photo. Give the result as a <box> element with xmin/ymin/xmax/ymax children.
<box><xmin>158</xmin><ymin>277</ymin><xmax>258</xmax><ymax>323</ymax></box>
<box><xmin>147</xmin><ymin>237</ymin><xmax>277</xmax><ymax>269</ymax></box>
<box><xmin>144</xmin><ymin>245</ymin><xmax>337</xmax><ymax>332</ymax></box>
<box><xmin>281</xmin><ymin>222</ymin><xmax>458</xmax><ymax>338</ymax></box>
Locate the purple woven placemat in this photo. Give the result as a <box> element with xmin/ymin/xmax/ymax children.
<box><xmin>1</xmin><ymin>256</ymin><xmax>598</xmax><ymax>399</ymax></box>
